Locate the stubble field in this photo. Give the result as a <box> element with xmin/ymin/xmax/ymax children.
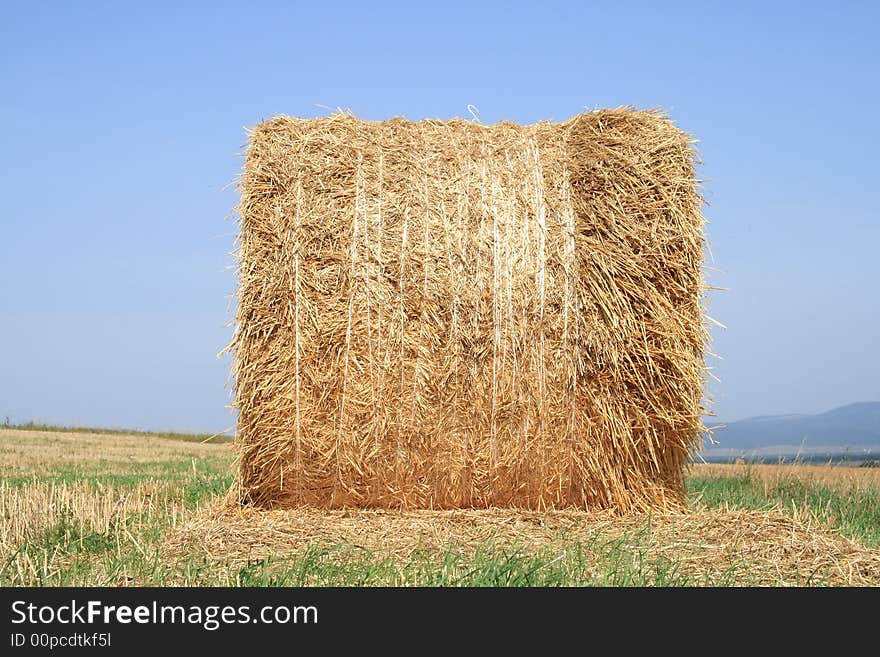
<box><xmin>1</xmin><ymin>428</ymin><xmax>878</xmax><ymax>586</ymax></box>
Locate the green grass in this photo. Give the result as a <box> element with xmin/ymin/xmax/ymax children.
<box><xmin>201</xmin><ymin>542</ymin><xmax>734</xmax><ymax>587</ymax></box>
<box><xmin>31</xmin><ymin>513</ymin><xmax>120</xmax><ymax>556</ymax></box>
<box><xmin>688</xmin><ymin>474</ymin><xmax>880</xmax><ymax>547</ymax></box>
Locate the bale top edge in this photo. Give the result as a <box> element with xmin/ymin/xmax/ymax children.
<box><xmin>247</xmin><ymin>106</ymin><xmax>689</xmax><ymax>137</ymax></box>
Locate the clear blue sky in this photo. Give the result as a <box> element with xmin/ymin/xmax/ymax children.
<box><xmin>2</xmin><ymin>1</ymin><xmax>877</xmax><ymax>432</ymax></box>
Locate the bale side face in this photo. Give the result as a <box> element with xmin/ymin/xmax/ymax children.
<box><xmin>231</xmin><ymin>109</ymin><xmax>707</xmax><ymax>512</ymax></box>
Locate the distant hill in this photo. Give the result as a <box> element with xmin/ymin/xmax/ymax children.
<box><xmin>707</xmin><ymin>402</ymin><xmax>880</xmax><ymax>451</ymax></box>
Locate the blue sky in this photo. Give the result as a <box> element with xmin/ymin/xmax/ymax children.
<box><xmin>1</xmin><ymin>1</ymin><xmax>877</xmax><ymax>431</ymax></box>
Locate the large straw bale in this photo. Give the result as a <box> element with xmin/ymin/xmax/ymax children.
<box><xmin>230</xmin><ymin>108</ymin><xmax>707</xmax><ymax>512</ymax></box>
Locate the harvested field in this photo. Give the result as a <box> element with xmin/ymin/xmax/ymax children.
<box><xmin>0</xmin><ymin>479</ymin><xmax>189</xmax><ymax>550</ymax></box>
<box><xmin>0</xmin><ymin>428</ymin><xmax>224</xmax><ymax>475</ymax></box>
<box><xmin>690</xmin><ymin>462</ymin><xmax>880</xmax><ymax>491</ymax></box>
<box><xmin>3</xmin><ymin>428</ymin><xmax>878</xmax><ymax>586</ymax></box>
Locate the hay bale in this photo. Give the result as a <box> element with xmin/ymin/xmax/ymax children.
<box><xmin>229</xmin><ymin>108</ymin><xmax>707</xmax><ymax>512</ymax></box>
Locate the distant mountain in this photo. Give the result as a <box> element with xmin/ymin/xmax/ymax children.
<box><xmin>707</xmin><ymin>402</ymin><xmax>880</xmax><ymax>450</ymax></box>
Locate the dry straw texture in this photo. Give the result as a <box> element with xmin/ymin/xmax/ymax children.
<box><xmin>163</xmin><ymin>505</ymin><xmax>880</xmax><ymax>586</ymax></box>
<box><xmin>230</xmin><ymin>108</ymin><xmax>708</xmax><ymax>511</ymax></box>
